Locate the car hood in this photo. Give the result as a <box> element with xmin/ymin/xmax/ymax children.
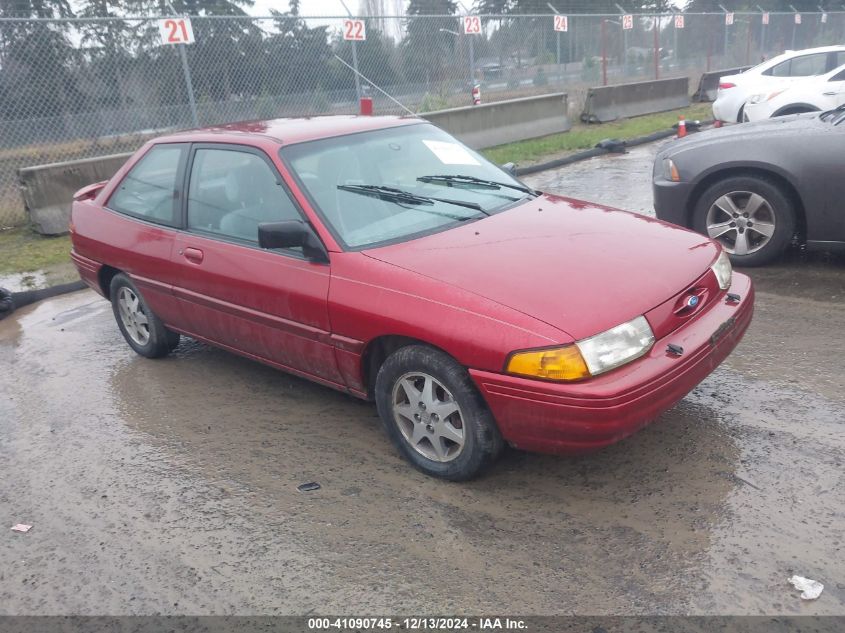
<box><xmin>363</xmin><ymin>194</ymin><xmax>718</xmax><ymax>341</ymax></box>
<box><xmin>660</xmin><ymin>112</ymin><xmax>826</xmax><ymax>156</ymax></box>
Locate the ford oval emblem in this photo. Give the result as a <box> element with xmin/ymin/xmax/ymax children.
<box><xmin>686</xmin><ymin>295</ymin><xmax>700</xmax><ymax>308</ymax></box>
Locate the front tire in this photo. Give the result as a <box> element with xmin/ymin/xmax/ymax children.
<box><xmin>374</xmin><ymin>345</ymin><xmax>503</xmax><ymax>481</ymax></box>
<box><xmin>110</xmin><ymin>273</ymin><xmax>180</xmax><ymax>358</ymax></box>
<box><xmin>693</xmin><ymin>175</ymin><xmax>795</xmax><ymax>267</ymax></box>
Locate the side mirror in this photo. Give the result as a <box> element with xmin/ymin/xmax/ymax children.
<box><xmin>501</xmin><ymin>162</ymin><xmax>517</xmax><ymax>176</ymax></box>
<box><xmin>258</xmin><ymin>220</ymin><xmax>329</xmax><ymax>263</ymax></box>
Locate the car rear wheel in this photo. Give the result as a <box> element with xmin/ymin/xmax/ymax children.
<box><xmin>693</xmin><ymin>176</ymin><xmax>795</xmax><ymax>267</ymax></box>
<box><xmin>375</xmin><ymin>345</ymin><xmax>503</xmax><ymax>481</ymax></box>
<box><xmin>110</xmin><ymin>273</ymin><xmax>180</xmax><ymax>358</ymax></box>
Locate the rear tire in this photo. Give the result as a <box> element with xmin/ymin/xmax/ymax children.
<box><xmin>375</xmin><ymin>345</ymin><xmax>503</xmax><ymax>481</ymax></box>
<box><xmin>110</xmin><ymin>273</ymin><xmax>180</xmax><ymax>358</ymax></box>
<box><xmin>693</xmin><ymin>175</ymin><xmax>795</xmax><ymax>267</ymax></box>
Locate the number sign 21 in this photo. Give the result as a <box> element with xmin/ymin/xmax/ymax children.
<box><xmin>158</xmin><ymin>18</ymin><xmax>195</xmax><ymax>45</ymax></box>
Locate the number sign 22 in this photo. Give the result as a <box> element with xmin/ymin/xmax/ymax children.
<box><xmin>343</xmin><ymin>19</ymin><xmax>366</xmax><ymax>41</ymax></box>
<box><xmin>158</xmin><ymin>18</ymin><xmax>195</xmax><ymax>45</ymax></box>
<box><xmin>463</xmin><ymin>16</ymin><xmax>481</xmax><ymax>34</ymax></box>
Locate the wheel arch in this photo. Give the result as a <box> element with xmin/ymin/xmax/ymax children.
<box><xmin>360</xmin><ymin>334</ymin><xmax>456</xmax><ymax>400</ymax></box>
<box><xmin>771</xmin><ymin>103</ymin><xmax>821</xmax><ymax>117</ymax></box>
<box><xmin>686</xmin><ymin>166</ymin><xmax>807</xmax><ymax>241</ymax></box>
<box><xmin>98</xmin><ymin>264</ymin><xmax>121</xmax><ymax>299</ymax></box>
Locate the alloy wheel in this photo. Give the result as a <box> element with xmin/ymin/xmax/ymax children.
<box><xmin>391</xmin><ymin>372</ymin><xmax>465</xmax><ymax>463</ymax></box>
<box><xmin>116</xmin><ymin>286</ymin><xmax>150</xmax><ymax>346</ymax></box>
<box><xmin>706</xmin><ymin>191</ymin><xmax>776</xmax><ymax>256</ymax></box>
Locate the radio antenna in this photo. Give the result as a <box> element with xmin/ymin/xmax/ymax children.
<box><xmin>333</xmin><ymin>54</ymin><xmax>419</xmax><ymax>117</ymax></box>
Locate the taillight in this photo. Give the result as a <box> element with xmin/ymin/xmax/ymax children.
<box><xmin>718</xmin><ymin>82</ymin><xmax>736</xmax><ymax>90</ymax></box>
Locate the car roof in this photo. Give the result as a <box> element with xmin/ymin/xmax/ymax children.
<box><xmin>154</xmin><ymin>115</ymin><xmax>425</xmax><ymax>147</ymax></box>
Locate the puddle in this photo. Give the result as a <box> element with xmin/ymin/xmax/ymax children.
<box><xmin>0</xmin><ymin>269</ymin><xmax>48</xmax><ymax>292</ymax></box>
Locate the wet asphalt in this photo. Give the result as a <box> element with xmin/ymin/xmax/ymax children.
<box><xmin>1</xmin><ymin>141</ymin><xmax>843</xmax><ymax>616</ymax></box>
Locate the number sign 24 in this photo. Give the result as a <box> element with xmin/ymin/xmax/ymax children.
<box><xmin>343</xmin><ymin>19</ymin><xmax>366</xmax><ymax>41</ymax></box>
<box><xmin>158</xmin><ymin>18</ymin><xmax>195</xmax><ymax>45</ymax></box>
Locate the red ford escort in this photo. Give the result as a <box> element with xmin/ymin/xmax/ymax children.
<box><xmin>70</xmin><ymin>116</ymin><xmax>753</xmax><ymax>480</ymax></box>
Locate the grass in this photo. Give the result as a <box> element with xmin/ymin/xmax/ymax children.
<box><xmin>0</xmin><ymin>227</ymin><xmax>72</xmax><ymax>275</ymax></box>
<box><xmin>481</xmin><ymin>103</ymin><xmax>713</xmax><ymax>166</ymax></box>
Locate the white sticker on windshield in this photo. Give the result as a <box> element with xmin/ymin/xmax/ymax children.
<box><xmin>422</xmin><ymin>140</ymin><xmax>481</xmax><ymax>166</ymax></box>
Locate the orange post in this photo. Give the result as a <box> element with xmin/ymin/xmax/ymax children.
<box><xmin>677</xmin><ymin>115</ymin><xmax>687</xmax><ymax>138</ymax></box>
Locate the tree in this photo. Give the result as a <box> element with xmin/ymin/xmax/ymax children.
<box><xmin>402</xmin><ymin>0</ymin><xmax>459</xmax><ymax>89</ymax></box>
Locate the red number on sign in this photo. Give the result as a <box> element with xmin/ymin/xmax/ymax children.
<box><xmin>622</xmin><ymin>15</ymin><xmax>633</xmax><ymax>30</ymax></box>
<box><xmin>164</xmin><ymin>19</ymin><xmax>190</xmax><ymax>43</ymax></box>
<box><xmin>343</xmin><ymin>19</ymin><xmax>366</xmax><ymax>41</ymax></box>
<box><xmin>463</xmin><ymin>16</ymin><xmax>481</xmax><ymax>34</ymax></box>
<box><xmin>553</xmin><ymin>15</ymin><xmax>568</xmax><ymax>32</ymax></box>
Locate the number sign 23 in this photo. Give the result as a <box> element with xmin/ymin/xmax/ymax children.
<box><xmin>463</xmin><ymin>16</ymin><xmax>481</xmax><ymax>34</ymax></box>
<box><xmin>158</xmin><ymin>18</ymin><xmax>194</xmax><ymax>45</ymax></box>
<box><xmin>343</xmin><ymin>19</ymin><xmax>366</xmax><ymax>41</ymax></box>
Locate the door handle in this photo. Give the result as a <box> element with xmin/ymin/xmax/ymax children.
<box><xmin>182</xmin><ymin>247</ymin><xmax>204</xmax><ymax>263</ymax></box>
<box><xmin>823</xmin><ymin>91</ymin><xmax>836</xmax><ymax>96</ymax></box>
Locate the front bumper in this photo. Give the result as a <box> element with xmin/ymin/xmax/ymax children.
<box><xmin>652</xmin><ymin>177</ymin><xmax>694</xmax><ymax>228</ymax></box>
<box><xmin>470</xmin><ymin>273</ymin><xmax>754</xmax><ymax>455</ymax></box>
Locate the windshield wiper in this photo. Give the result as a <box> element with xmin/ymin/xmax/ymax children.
<box><xmin>417</xmin><ymin>174</ymin><xmax>538</xmax><ymax>196</ymax></box>
<box><xmin>820</xmin><ymin>103</ymin><xmax>845</xmax><ymax>122</ymax></box>
<box><xmin>337</xmin><ymin>184</ymin><xmax>487</xmax><ymax>217</ymax></box>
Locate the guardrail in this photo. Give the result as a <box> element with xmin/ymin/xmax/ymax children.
<box><xmin>18</xmin><ymin>152</ymin><xmax>132</xmax><ymax>235</ymax></box>
<box><xmin>580</xmin><ymin>77</ymin><xmax>690</xmax><ymax>123</ymax></box>
<box><xmin>422</xmin><ymin>93</ymin><xmax>571</xmax><ymax>149</ymax></box>
<box><xmin>692</xmin><ymin>66</ymin><xmax>753</xmax><ymax>102</ymax></box>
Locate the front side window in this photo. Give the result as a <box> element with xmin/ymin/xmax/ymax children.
<box><xmin>281</xmin><ymin>124</ymin><xmax>533</xmax><ymax>249</ymax></box>
<box><xmin>109</xmin><ymin>144</ymin><xmax>185</xmax><ymax>225</ymax></box>
<box><xmin>187</xmin><ymin>147</ymin><xmax>302</xmax><ymax>244</ymax></box>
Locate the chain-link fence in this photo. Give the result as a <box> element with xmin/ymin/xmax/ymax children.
<box><xmin>1</xmin><ymin>11</ymin><xmax>844</xmax><ymax>229</ymax></box>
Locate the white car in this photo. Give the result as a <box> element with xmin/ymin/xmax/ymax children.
<box><xmin>713</xmin><ymin>45</ymin><xmax>845</xmax><ymax>123</ymax></box>
<box><xmin>744</xmin><ymin>63</ymin><xmax>845</xmax><ymax>121</ymax></box>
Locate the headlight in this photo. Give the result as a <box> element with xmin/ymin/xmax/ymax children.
<box><xmin>748</xmin><ymin>89</ymin><xmax>785</xmax><ymax>104</ymax></box>
<box><xmin>506</xmin><ymin>316</ymin><xmax>655</xmax><ymax>382</ymax></box>
<box><xmin>662</xmin><ymin>158</ymin><xmax>681</xmax><ymax>182</ymax></box>
<box><xmin>576</xmin><ymin>316</ymin><xmax>655</xmax><ymax>376</ymax></box>
<box><xmin>711</xmin><ymin>250</ymin><xmax>732</xmax><ymax>290</ymax></box>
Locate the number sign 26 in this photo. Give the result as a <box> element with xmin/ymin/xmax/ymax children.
<box><xmin>158</xmin><ymin>18</ymin><xmax>195</xmax><ymax>45</ymax></box>
<box><xmin>463</xmin><ymin>16</ymin><xmax>481</xmax><ymax>34</ymax></box>
<box><xmin>343</xmin><ymin>19</ymin><xmax>366</xmax><ymax>41</ymax></box>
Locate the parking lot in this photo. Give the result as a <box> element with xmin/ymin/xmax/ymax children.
<box><xmin>1</xmin><ymin>139</ymin><xmax>843</xmax><ymax>616</ymax></box>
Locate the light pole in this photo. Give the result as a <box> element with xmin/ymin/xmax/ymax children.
<box><xmin>439</xmin><ymin>28</ymin><xmax>474</xmax><ymax>88</ymax></box>
<box><xmin>547</xmin><ymin>3</ymin><xmax>562</xmax><ymax>81</ymax></box>
<box><xmin>615</xmin><ymin>3</ymin><xmax>628</xmax><ymax>74</ymax></box>
<box><xmin>339</xmin><ymin>0</ymin><xmax>362</xmax><ymax>101</ymax></box>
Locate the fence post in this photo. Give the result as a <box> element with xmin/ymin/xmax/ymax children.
<box><xmin>339</xmin><ymin>0</ymin><xmax>363</xmax><ymax>101</ymax></box>
<box><xmin>653</xmin><ymin>16</ymin><xmax>660</xmax><ymax>80</ymax></box>
<box><xmin>601</xmin><ymin>18</ymin><xmax>608</xmax><ymax>86</ymax></box>
<box><xmin>177</xmin><ymin>40</ymin><xmax>199</xmax><ymax>127</ymax></box>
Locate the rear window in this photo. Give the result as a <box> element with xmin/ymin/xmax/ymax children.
<box><xmin>108</xmin><ymin>144</ymin><xmax>186</xmax><ymax>226</ymax></box>
<box><xmin>764</xmin><ymin>53</ymin><xmax>828</xmax><ymax>77</ymax></box>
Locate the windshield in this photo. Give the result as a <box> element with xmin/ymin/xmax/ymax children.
<box><xmin>280</xmin><ymin>123</ymin><xmax>532</xmax><ymax>249</ymax></box>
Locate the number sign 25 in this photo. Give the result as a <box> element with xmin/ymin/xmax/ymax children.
<box><xmin>158</xmin><ymin>18</ymin><xmax>195</xmax><ymax>45</ymax></box>
<box><xmin>463</xmin><ymin>16</ymin><xmax>481</xmax><ymax>35</ymax></box>
<box><xmin>343</xmin><ymin>19</ymin><xmax>366</xmax><ymax>41</ymax></box>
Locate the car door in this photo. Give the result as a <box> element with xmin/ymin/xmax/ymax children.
<box><xmin>170</xmin><ymin>143</ymin><xmax>343</xmax><ymax>387</ymax></box>
<box><xmin>822</xmin><ymin>68</ymin><xmax>845</xmax><ymax>109</ymax></box>
<box><xmin>101</xmin><ymin>142</ymin><xmax>189</xmax><ymax>328</ymax></box>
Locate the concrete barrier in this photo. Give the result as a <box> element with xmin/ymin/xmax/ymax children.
<box><xmin>422</xmin><ymin>93</ymin><xmax>571</xmax><ymax>149</ymax></box>
<box><xmin>693</xmin><ymin>66</ymin><xmax>752</xmax><ymax>102</ymax></box>
<box><xmin>580</xmin><ymin>78</ymin><xmax>690</xmax><ymax>123</ymax></box>
<box><xmin>18</xmin><ymin>152</ymin><xmax>132</xmax><ymax>235</ymax></box>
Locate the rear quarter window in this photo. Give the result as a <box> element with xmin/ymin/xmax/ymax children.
<box><xmin>108</xmin><ymin>144</ymin><xmax>187</xmax><ymax>226</ymax></box>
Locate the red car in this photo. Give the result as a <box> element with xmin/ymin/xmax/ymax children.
<box><xmin>70</xmin><ymin>116</ymin><xmax>753</xmax><ymax>480</ymax></box>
